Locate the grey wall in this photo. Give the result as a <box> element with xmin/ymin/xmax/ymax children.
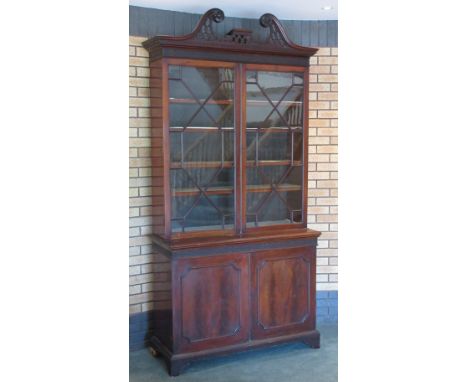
<box><xmin>129</xmin><ymin>6</ymin><xmax>338</xmax><ymax>47</ymax></box>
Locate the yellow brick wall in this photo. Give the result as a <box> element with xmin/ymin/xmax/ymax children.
<box><xmin>129</xmin><ymin>36</ymin><xmax>171</xmax><ymax>314</ymax></box>
<box><xmin>308</xmin><ymin>47</ymin><xmax>338</xmax><ymax>290</ymax></box>
<box><xmin>129</xmin><ymin>37</ymin><xmax>338</xmax><ymax>313</ymax></box>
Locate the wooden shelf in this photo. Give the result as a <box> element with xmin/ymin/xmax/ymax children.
<box><xmin>172</xmin><ymin>223</ymin><xmax>235</xmax><ymax>233</ymax></box>
<box><xmin>169</xmin><ymin>126</ymin><xmax>302</xmax><ymax>133</ymax></box>
<box><xmin>246</xmin><ymin>127</ymin><xmax>302</xmax><ymax>132</ymax></box>
<box><xmin>170</xmin><ymin>161</ymin><xmax>234</xmax><ymax>169</ymax></box>
<box><xmin>173</xmin><ymin>186</ymin><xmax>233</xmax><ymax>197</ymax></box>
<box><xmin>172</xmin><ymin>183</ymin><xmax>301</xmax><ymax>197</ymax></box>
<box><xmin>247</xmin><ymin>183</ymin><xmax>301</xmax><ymax>192</ymax></box>
<box><xmin>169</xmin><ymin>126</ymin><xmax>234</xmax><ymax>132</ymax></box>
<box><xmin>170</xmin><ymin>160</ymin><xmax>302</xmax><ymax>169</ymax></box>
<box><xmin>169</xmin><ymin>99</ymin><xmax>301</xmax><ymax>106</ymax></box>
<box><xmin>170</xmin><ymin>98</ymin><xmax>233</xmax><ymax>105</ymax></box>
<box><xmin>246</xmin><ymin>160</ymin><xmax>302</xmax><ymax>167</ymax></box>
<box><xmin>246</xmin><ymin>99</ymin><xmax>303</xmax><ymax>106</ymax></box>
<box><xmin>246</xmin><ymin>219</ymin><xmax>293</xmax><ymax>228</ymax></box>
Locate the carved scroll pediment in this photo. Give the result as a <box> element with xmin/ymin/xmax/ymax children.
<box><xmin>194</xmin><ymin>8</ymin><xmax>225</xmax><ymax>41</ymax></box>
<box><xmin>142</xmin><ymin>8</ymin><xmax>318</xmax><ymax>60</ymax></box>
<box><xmin>260</xmin><ymin>13</ymin><xmax>288</xmax><ymax>47</ymax></box>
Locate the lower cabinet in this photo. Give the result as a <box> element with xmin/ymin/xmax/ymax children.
<box><xmin>172</xmin><ymin>246</ymin><xmax>316</xmax><ymax>351</ymax></box>
<box><xmin>152</xmin><ymin>243</ymin><xmax>319</xmax><ymax>376</ymax></box>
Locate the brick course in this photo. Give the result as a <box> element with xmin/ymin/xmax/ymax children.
<box><xmin>308</xmin><ymin>48</ymin><xmax>338</xmax><ymax>290</ymax></box>
<box><xmin>129</xmin><ymin>36</ymin><xmax>170</xmax><ymax>315</ymax></box>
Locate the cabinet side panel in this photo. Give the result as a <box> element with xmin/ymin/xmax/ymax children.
<box><xmin>149</xmin><ymin>59</ymin><xmax>166</xmax><ymax>236</ymax></box>
<box><xmin>149</xmin><ymin>61</ymin><xmax>173</xmax><ymax>349</ymax></box>
<box><xmin>152</xmin><ymin>257</ymin><xmax>173</xmax><ymax>350</ymax></box>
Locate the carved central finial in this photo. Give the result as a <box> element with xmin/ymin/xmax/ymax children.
<box><xmin>226</xmin><ymin>28</ymin><xmax>252</xmax><ymax>44</ymax></box>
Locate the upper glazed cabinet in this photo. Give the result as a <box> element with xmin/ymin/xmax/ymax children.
<box><xmin>143</xmin><ymin>9</ymin><xmax>317</xmax><ymax>240</ymax></box>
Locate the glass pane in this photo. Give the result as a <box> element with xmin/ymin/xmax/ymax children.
<box><xmin>169</xmin><ymin>103</ymin><xmax>234</xmax><ymax>128</ymax></box>
<box><xmin>254</xmin><ymin>71</ymin><xmax>294</xmax><ymax>102</ymax></box>
<box><xmin>170</xmin><ymin>131</ymin><xmax>234</xmax><ymax>163</ymax></box>
<box><xmin>245</xmin><ymin>70</ymin><xmax>304</xmax><ymax>228</ymax></box>
<box><xmin>246</xmin><ymin>71</ymin><xmax>303</xmax><ymax>129</ymax></box>
<box><xmin>247</xmin><ymin>131</ymin><xmax>291</xmax><ymax>161</ymax></box>
<box><xmin>169</xmin><ymin>65</ymin><xmax>235</xmax><ymax>233</ymax></box>
<box><xmin>169</xmin><ymin>66</ymin><xmax>234</xmax><ymax>100</ymax></box>
<box><xmin>171</xmin><ymin>168</ymin><xmax>234</xmax><ymax>190</ymax></box>
<box><xmin>169</xmin><ymin>66</ymin><xmax>234</xmax><ymax>129</ymax></box>
<box><xmin>247</xmin><ymin>166</ymin><xmax>289</xmax><ymax>186</ymax></box>
<box><xmin>246</xmin><ymin>190</ymin><xmax>302</xmax><ymax>227</ymax></box>
<box><xmin>172</xmin><ymin>193</ymin><xmax>234</xmax><ymax>232</ymax></box>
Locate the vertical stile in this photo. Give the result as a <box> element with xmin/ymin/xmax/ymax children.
<box><xmin>161</xmin><ymin>59</ymin><xmax>172</xmax><ymax>238</ymax></box>
<box><xmin>302</xmin><ymin>66</ymin><xmax>309</xmax><ymax>226</ymax></box>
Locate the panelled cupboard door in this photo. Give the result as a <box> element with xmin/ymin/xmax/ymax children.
<box><xmin>251</xmin><ymin>247</ymin><xmax>316</xmax><ymax>339</ymax></box>
<box><xmin>173</xmin><ymin>253</ymin><xmax>249</xmax><ymax>353</ymax></box>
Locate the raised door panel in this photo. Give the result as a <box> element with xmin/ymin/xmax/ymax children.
<box><xmin>173</xmin><ymin>253</ymin><xmax>249</xmax><ymax>353</ymax></box>
<box><xmin>251</xmin><ymin>246</ymin><xmax>316</xmax><ymax>339</ymax></box>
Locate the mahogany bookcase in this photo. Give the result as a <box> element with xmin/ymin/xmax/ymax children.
<box><xmin>143</xmin><ymin>8</ymin><xmax>321</xmax><ymax>376</ymax></box>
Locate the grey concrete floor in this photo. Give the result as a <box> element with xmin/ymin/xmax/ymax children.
<box><xmin>129</xmin><ymin>324</ymin><xmax>337</xmax><ymax>382</ymax></box>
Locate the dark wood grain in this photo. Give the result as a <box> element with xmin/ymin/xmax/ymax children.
<box><xmin>162</xmin><ymin>228</ymin><xmax>320</xmax><ymax>250</ymax></box>
<box><xmin>257</xmin><ymin>256</ymin><xmax>309</xmax><ymax>327</ymax></box>
<box><xmin>150</xmin><ymin>328</ymin><xmax>320</xmax><ymax>376</ymax></box>
<box><xmin>161</xmin><ymin>60</ymin><xmax>171</xmax><ymax>239</ymax></box>
<box><xmin>165</xmin><ymin>57</ymin><xmax>236</xmax><ymax>68</ymax></box>
<box><xmin>235</xmin><ymin>63</ymin><xmax>244</xmax><ymax>233</ymax></box>
<box><xmin>239</xmin><ymin>63</ymin><xmax>247</xmax><ymax>235</ymax></box>
<box><xmin>303</xmin><ymin>67</ymin><xmax>310</xmax><ymax>226</ymax></box>
<box><xmin>173</xmin><ymin>253</ymin><xmax>249</xmax><ymax>353</ymax></box>
<box><xmin>148</xmin><ymin>58</ymin><xmax>165</xmax><ymax>237</ymax></box>
<box><xmin>251</xmin><ymin>246</ymin><xmax>316</xmax><ymax>339</ymax></box>
<box><xmin>148</xmin><ymin>236</ymin><xmax>320</xmax><ymax>376</ymax></box>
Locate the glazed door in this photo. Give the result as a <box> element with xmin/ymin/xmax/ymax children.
<box><xmin>243</xmin><ymin>65</ymin><xmax>308</xmax><ymax>230</ymax></box>
<box><xmin>165</xmin><ymin>60</ymin><xmax>308</xmax><ymax>237</ymax></box>
<box><xmin>167</xmin><ymin>60</ymin><xmax>238</xmax><ymax>235</ymax></box>
<box><xmin>173</xmin><ymin>253</ymin><xmax>249</xmax><ymax>353</ymax></box>
<box><xmin>251</xmin><ymin>246</ymin><xmax>316</xmax><ymax>339</ymax></box>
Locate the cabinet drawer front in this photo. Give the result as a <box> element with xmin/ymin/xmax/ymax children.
<box><xmin>173</xmin><ymin>253</ymin><xmax>249</xmax><ymax>353</ymax></box>
<box><xmin>251</xmin><ymin>246</ymin><xmax>316</xmax><ymax>339</ymax></box>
